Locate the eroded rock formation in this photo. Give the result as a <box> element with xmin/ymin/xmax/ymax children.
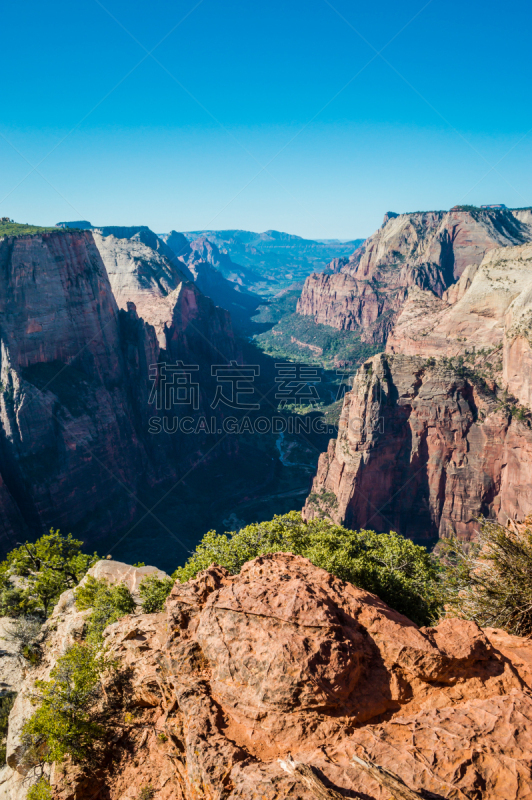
<box><xmin>6</xmin><ymin>553</ymin><xmax>532</xmax><ymax>799</ymax></box>
<box><xmin>303</xmin><ymin>353</ymin><xmax>532</xmax><ymax>539</ymax></box>
<box><xmin>387</xmin><ymin>242</ymin><xmax>532</xmax><ymax>364</ymax></box>
<box><xmin>297</xmin><ymin>208</ymin><xmax>532</xmax><ymax>342</ymax></box>
<box><xmin>0</xmin><ymin>228</ymin><xmax>240</xmax><ymax>550</ymax></box>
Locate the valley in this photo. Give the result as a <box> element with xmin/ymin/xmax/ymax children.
<box><xmin>4</xmin><ymin>206</ymin><xmax>532</xmax><ymax>800</ymax></box>
<box><xmin>0</xmin><ymin>220</ymin><xmax>356</xmax><ymax>570</ymax></box>
<box><xmin>3</xmin><ymin>206</ymin><xmax>532</xmax><ymax>567</ymax></box>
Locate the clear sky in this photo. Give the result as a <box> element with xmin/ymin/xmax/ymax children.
<box><xmin>1</xmin><ymin>0</ymin><xmax>531</xmax><ymax>239</ymax></box>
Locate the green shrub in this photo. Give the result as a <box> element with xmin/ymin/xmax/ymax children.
<box><xmin>176</xmin><ymin>512</ymin><xmax>440</xmax><ymax>626</ymax></box>
<box><xmin>75</xmin><ymin>577</ymin><xmax>135</xmax><ymax>645</ymax></box>
<box><xmin>139</xmin><ymin>574</ymin><xmax>174</xmax><ymax>613</ymax></box>
<box><xmin>438</xmin><ymin>518</ymin><xmax>532</xmax><ymax>635</ymax></box>
<box><xmin>0</xmin><ymin>530</ymin><xmax>99</xmax><ymax>617</ymax></box>
<box><xmin>0</xmin><ymin>692</ymin><xmax>16</xmax><ymax>763</ymax></box>
<box><xmin>23</xmin><ymin>575</ymin><xmax>136</xmax><ymax>770</ymax></box>
<box><xmin>27</xmin><ymin>778</ymin><xmax>52</xmax><ymax>800</ymax></box>
<box><xmin>22</xmin><ymin>643</ymin><xmax>106</xmax><ymax>764</ymax></box>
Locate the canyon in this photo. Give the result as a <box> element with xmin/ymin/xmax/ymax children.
<box><xmin>303</xmin><ymin>209</ymin><xmax>532</xmax><ymax>539</ymax></box>
<box><xmin>297</xmin><ymin>207</ymin><xmax>532</xmax><ymax>343</ymax></box>
<box><xmin>0</xmin><ymin>226</ymin><xmax>240</xmax><ymax>552</ymax></box>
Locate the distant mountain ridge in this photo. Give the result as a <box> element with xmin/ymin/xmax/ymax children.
<box><xmin>177</xmin><ymin>228</ymin><xmax>364</xmax><ymax>296</ymax></box>
<box><xmin>56</xmin><ymin>221</ymin><xmax>364</xmax><ymax>300</ymax></box>
<box><xmin>298</xmin><ymin>206</ymin><xmax>532</xmax><ymax>343</ymax></box>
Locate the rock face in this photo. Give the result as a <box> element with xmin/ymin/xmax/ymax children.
<box><xmin>93</xmin><ymin>231</ymin><xmax>238</xmax><ymax>361</ymax></box>
<box><xmin>297</xmin><ymin>208</ymin><xmax>532</xmax><ymax>342</ymax></box>
<box><xmin>36</xmin><ymin>553</ymin><xmax>532</xmax><ymax>800</ymax></box>
<box><xmin>302</xmin><ymin>220</ymin><xmax>532</xmax><ymax>539</ymax></box>
<box><xmin>0</xmin><ymin>228</ymin><xmax>240</xmax><ymax>551</ymax></box>
<box><xmin>387</xmin><ymin>241</ymin><xmax>532</xmax><ymax>410</ymax></box>
<box><xmin>0</xmin><ymin>561</ymin><xmax>164</xmax><ymax>800</ymax></box>
<box><xmin>0</xmin><ymin>619</ymin><xmax>24</xmax><ymax>697</ymax></box>
<box><xmin>303</xmin><ymin>353</ymin><xmax>532</xmax><ymax>539</ymax></box>
<box><xmin>0</xmin><ymin>230</ymin><xmax>144</xmax><ymax>548</ymax></box>
<box><xmin>160</xmin><ymin>233</ymin><xmax>262</xmax><ymax>325</ymax></box>
<box><xmin>387</xmin><ymin>242</ymin><xmax>532</xmax><ymax>359</ymax></box>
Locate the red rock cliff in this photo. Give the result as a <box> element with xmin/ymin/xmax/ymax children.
<box><xmin>0</xmin><ymin>228</ymin><xmax>241</xmax><ymax>550</ymax></box>
<box><xmin>303</xmin><ymin>353</ymin><xmax>532</xmax><ymax>539</ymax></box>
<box><xmin>297</xmin><ymin>208</ymin><xmax>532</xmax><ymax>342</ymax></box>
<box><xmin>0</xmin><ymin>230</ymin><xmax>145</xmax><ymax>547</ymax></box>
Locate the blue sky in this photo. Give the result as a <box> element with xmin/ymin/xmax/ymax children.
<box><xmin>1</xmin><ymin>0</ymin><xmax>531</xmax><ymax>238</ymax></box>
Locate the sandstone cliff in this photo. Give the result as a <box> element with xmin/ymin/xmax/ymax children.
<box><xmin>0</xmin><ymin>230</ymin><xmax>145</xmax><ymax>548</ymax></box>
<box><xmin>303</xmin><ymin>353</ymin><xmax>532</xmax><ymax>539</ymax></box>
<box><xmin>297</xmin><ymin>208</ymin><xmax>532</xmax><ymax>342</ymax></box>
<box><xmin>93</xmin><ymin>231</ymin><xmax>237</xmax><ymax>362</ymax></box>
<box><xmin>0</xmin><ymin>227</ymin><xmax>240</xmax><ymax>551</ymax></box>
<box><xmin>387</xmin><ymin>241</ymin><xmax>532</xmax><ymax>408</ymax></box>
<box><xmin>5</xmin><ymin>553</ymin><xmax>532</xmax><ymax>799</ymax></box>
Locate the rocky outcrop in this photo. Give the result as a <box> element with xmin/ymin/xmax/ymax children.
<box><xmin>0</xmin><ymin>561</ymin><xmax>165</xmax><ymax>800</ymax></box>
<box><xmin>387</xmin><ymin>242</ymin><xmax>532</xmax><ymax>409</ymax></box>
<box><xmin>93</xmin><ymin>231</ymin><xmax>238</xmax><ymax>362</ymax></box>
<box><xmin>303</xmin><ymin>353</ymin><xmax>532</xmax><ymax>539</ymax></box>
<box><xmin>24</xmin><ymin>552</ymin><xmax>532</xmax><ymax>800</ymax></box>
<box><xmin>95</xmin><ymin>226</ymin><xmax>193</xmax><ymax>280</ymax></box>
<box><xmin>0</xmin><ymin>230</ymin><xmax>145</xmax><ymax>548</ymax></box>
<box><xmin>0</xmin><ymin>227</ymin><xmax>241</xmax><ymax>551</ymax></box>
<box><xmin>298</xmin><ymin>208</ymin><xmax>532</xmax><ymax>342</ymax></box>
<box><xmin>0</xmin><ymin>619</ymin><xmax>24</xmax><ymax>697</ymax></box>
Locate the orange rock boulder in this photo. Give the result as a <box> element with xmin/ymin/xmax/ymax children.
<box><xmin>55</xmin><ymin>553</ymin><xmax>532</xmax><ymax>800</ymax></box>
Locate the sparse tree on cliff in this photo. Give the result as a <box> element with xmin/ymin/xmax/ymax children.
<box><xmin>0</xmin><ymin>529</ymin><xmax>99</xmax><ymax>618</ymax></box>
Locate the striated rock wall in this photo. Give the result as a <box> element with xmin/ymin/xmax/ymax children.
<box><xmin>387</xmin><ymin>242</ymin><xmax>532</xmax><ymax>408</ymax></box>
<box><xmin>297</xmin><ymin>208</ymin><xmax>532</xmax><ymax>341</ymax></box>
<box><xmin>303</xmin><ymin>353</ymin><xmax>532</xmax><ymax>539</ymax></box>
<box><xmin>0</xmin><ymin>230</ymin><xmax>144</xmax><ymax>548</ymax></box>
<box><xmin>0</xmin><ymin>228</ymin><xmax>241</xmax><ymax>551</ymax></box>
<box><xmin>16</xmin><ymin>552</ymin><xmax>532</xmax><ymax>800</ymax></box>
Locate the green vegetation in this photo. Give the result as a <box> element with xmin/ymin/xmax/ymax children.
<box><xmin>75</xmin><ymin>576</ymin><xmax>136</xmax><ymax>645</ymax></box>
<box><xmin>251</xmin><ymin>288</ymin><xmax>301</xmax><ymax>325</ymax></box>
<box><xmin>254</xmin><ymin>310</ymin><xmax>381</xmax><ymax>368</ymax></box>
<box><xmin>0</xmin><ymin>530</ymin><xmax>99</xmax><ymax>618</ymax></box>
<box><xmin>306</xmin><ymin>488</ymin><xmax>338</xmax><ymax>518</ymax></box>
<box><xmin>22</xmin><ymin>576</ymin><xmax>135</xmax><ymax>770</ymax></box>
<box><xmin>0</xmin><ymin>692</ymin><xmax>16</xmax><ymax>763</ymax></box>
<box><xmin>27</xmin><ymin>779</ymin><xmax>53</xmax><ymax>800</ymax></box>
<box><xmin>175</xmin><ymin>511</ymin><xmax>441</xmax><ymax>626</ymax></box>
<box><xmin>22</xmin><ymin>643</ymin><xmax>108</xmax><ymax>764</ymax></box>
<box><xmin>139</xmin><ymin>573</ymin><xmax>174</xmax><ymax>613</ymax></box>
<box><xmin>450</xmin><ymin>205</ymin><xmax>481</xmax><ymax>212</ymax></box>
<box><xmin>0</xmin><ymin>222</ymin><xmax>65</xmax><ymax>237</ymax></box>
<box><xmin>439</xmin><ymin>518</ymin><xmax>532</xmax><ymax>636</ymax></box>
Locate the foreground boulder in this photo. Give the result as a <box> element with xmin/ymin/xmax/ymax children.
<box><xmin>48</xmin><ymin>553</ymin><xmax>532</xmax><ymax>799</ymax></box>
